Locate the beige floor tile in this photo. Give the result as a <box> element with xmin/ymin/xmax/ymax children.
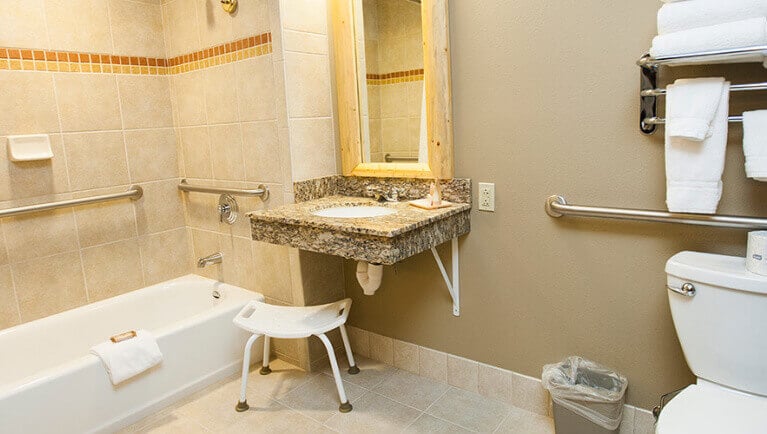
<box><xmin>404</xmin><ymin>414</ymin><xmax>473</xmax><ymax>433</ymax></box>
<box><xmin>427</xmin><ymin>387</ymin><xmax>510</xmax><ymax>433</ymax></box>
<box><xmin>495</xmin><ymin>406</ymin><xmax>554</xmax><ymax>434</ymax></box>
<box><xmin>229</xmin><ymin>406</ymin><xmax>335</xmax><ymax>434</ymax></box>
<box><xmin>123</xmin><ymin>410</ymin><xmax>209</xmax><ymax>434</ymax></box>
<box><xmin>324</xmin><ymin>392</ymin><xmax>421</xmax><ymax>434</ymax></box>
<box><xmin>511</xmin><ymin>373</ymin><xmax>551</xmax><ymax>416</ymax></box>
<box><xmin>278</xmin><ymin>373</ymin><xmax>367</xmax><ymax>423</ymax></box>
<box><xmin>320</xmin><ymin>355</ymin><xmax>397</xmax><ymax>390</ymax></box>
<box><xmin>633</xmin><ymin>408</ymin><xmax>656</xmax><ymax>434</ymax></box>
<box><xmin>374</xmin><ymin>369</ymin><xmax>449</xmax><ymax>411</ymax></box>
<box><xmin>246</xmin><ymin>358</ymin><xmax>318</xmax><ymax>400</ymax></box>
<box><xmin>619</xmin><ymin>405</ymin><xmax>635</xmax><ymax>434</ymax></box>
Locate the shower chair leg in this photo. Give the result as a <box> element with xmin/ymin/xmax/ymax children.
<box><xmin>260</xmin><ymin>335</ymin><xmax>272</xmax><ymax>375</ymax></box>
<box><xmin>317</xmin><ymin>333</ymin><xmax>352</xmax><ymax>413</ymax></box>
<box><xmin>235</xmin><ymin>333</ymin><xmax>261</xmax><ymax>412</ymax></box>
<box><xmin>339</xmin><ymin>324</ymin><xmax>359</xmax><ymax>374</ymax></box>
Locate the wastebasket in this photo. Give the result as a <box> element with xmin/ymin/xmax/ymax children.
<box><xmin>542</xmin><ymin>356</ymin><xmax>628</xmax><ymax>434</ymax></box>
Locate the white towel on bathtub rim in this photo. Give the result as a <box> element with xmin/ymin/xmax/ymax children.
<box><xmin>658</xmin><ymin>0</ymin><xmax>767</xmax><ymax>35</ymax></box>
<box><xmin>665</xmin><ymin>81</ymin><xmax>730</xmax><ymax>214</ymax></box>
<box><xmin>90</xmin><ymin>329</ymin><xmax>163</xmax><ymax>385</ymax></box>
<box><xmin>650</xmin><ymin>17</ymin><xmax>767</xmax><ymax>60</ymax></box>
<box><xmin>743</xmin><ymin>110</ymin><xmax>767</xmax><ymax>181</ymax></box>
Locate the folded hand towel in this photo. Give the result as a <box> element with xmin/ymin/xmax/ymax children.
<box><xmin>658</xmin><ymin>0</ymin><xmax>767</xmax><ymax>35</ymax></box>
<box><xmin>90</xmin><ymin>329</ymin><xmax>163</xmax><ymax>385</ymax></box>
<box><xmin>665</xmin><ymin>78</ymin><xmax>726</xmax><ymax>141</ymax></box>
<box><xmin>651</xmin><ymin>17</ymin><xmax>767</xmax><ymax>59</ymax></box>
<box><xmin>743</xmin><ymin>110</ymin><xmax>767</xmax><ymax>181</ymax></box>
<box><xmin>666</xmin><ymin>80</ymin><xmax>730</xmax><ymax>214</ymax></box>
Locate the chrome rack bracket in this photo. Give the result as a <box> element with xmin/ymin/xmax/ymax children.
<box><xmin>639</xmin><ymin>54</ymin><xmax>658</xmax><ymax>136</ymax></box>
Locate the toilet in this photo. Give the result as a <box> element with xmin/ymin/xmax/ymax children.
<box><xmin>658</xmin><ymin>251</ymin><xmax>767</xmax><ymax>434</ymax></box>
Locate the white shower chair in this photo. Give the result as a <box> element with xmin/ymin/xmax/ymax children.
<box><xmin>232</xmin><ymin>298</ymin><xmax>359</xmax><ymax>413</ymax></box>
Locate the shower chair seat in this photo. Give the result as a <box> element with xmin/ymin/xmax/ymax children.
<box><xmin>232</xmin><ymin>298</ymin><xmax>359</xmax><ymax>413</ymax></box>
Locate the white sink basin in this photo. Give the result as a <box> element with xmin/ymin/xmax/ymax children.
<box><xmin>312</xmin><ymin>206</ymin><xmax>396</xmax><ymax>219</ymax></box>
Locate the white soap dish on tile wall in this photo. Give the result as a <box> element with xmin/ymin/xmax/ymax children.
<box><xmin>7</xmin><ymin>135</ymin><xmax>53</xmax><ymax>162</ymax></box>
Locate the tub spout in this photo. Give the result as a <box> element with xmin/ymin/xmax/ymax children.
<box><xmin>197</xmin><ymin>252</ymin><xmax>223</xmax><ymax>268</ymax></box>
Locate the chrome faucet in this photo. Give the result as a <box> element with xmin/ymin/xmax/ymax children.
<box><xmin>197</xmin><ymin>252</ymin><xmax>223</xmax><ymax>268</ymax></box>
<box><xmin>365</xmin><ymin>185</ymin><xmax>400</xmax><ymax>202</ymax></box>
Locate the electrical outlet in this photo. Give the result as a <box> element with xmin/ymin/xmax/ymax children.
<box><xmin>478</xmin><ymin>182</ymin><xmax>495</xmax><ymax>211</ymax></box>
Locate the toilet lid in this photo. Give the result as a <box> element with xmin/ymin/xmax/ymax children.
<box><xmin>656</xmin><ymin>384</ymin><xmax>767</xmax><ymax>434</ymax></box>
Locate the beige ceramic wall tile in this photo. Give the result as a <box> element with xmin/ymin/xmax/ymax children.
<box><xmin>288</xmin><ymin>118</ymin><xmax>336</xmax><ymax>181</ymax></box>
<box><xmin>235</xmin><ymin>56</ymin><xmax>276</xmax><ymax>122</ymax></box>
<box><xmin>190</xmin><ymin>228</ymin><xmax>222</xmax><ymax>280</ymax></box>
<box><xmin>12</xmin><ymin>251</ymin><xmax>86</xmax><ymax>322</ymax></box>
<box><xmin>196</xmin><ymin>0</ymin><xmax>233</xmax><ymax>48</ymax></box>
<box><xmin>55</xmin><ymin>74</ymin><xmax>122</xmax><ymax>132</ymax></box>
<box><xmin>284</xmin><ymin>52</ymin><xmax>331</xmax><ymax>118</ymax></box>
<box><xmin>81</xmin><ymin>239</ymin><xmax>144</xmax><ymax>302</ymax></box>
<box><xmin>280</xmin><ymin>0</ymin><xmax>328</xmax><ymax>34</ymax></box>
<box><xmin>0</xmin><ymin>135</ymin><xmax>69</xmax><ymax>201</ymax></box>
<box><xmin>109</xmin><ymin>0</ymin><xmax>166</xmax><ymax>58</ymax></box>
<box><xmin>124</xmin><ymin>128</ymin><xmax>179</xmax><ymax>183</ymax></box>
<box><xmin>447</xmin><ymin>355</ymin><xmax>479</xmax><ymax>393</ymax></box>
<box><xmin>241</xmin><ymin>121</ymin><xmax>281</xmax><ymax>183</ymax></box>
<box><xmin>208</xmin><ymin>124</ymin><xmax>246</xmax><ymax>181</ymax></box>
<box><xmin>369</xmin><ymin>332</ymin><xmax>394</xmax><ymax>365</ymax></box>
<box><xmin>272</xmin><ymin>60</ymin><xmax>288</xmax><ymax>129</ymax></box>
<box><xmin>512</xmin><ymin>372</ymin><xmax>551</xmax><ymax>417</ymax></box>
<box><xmin>118</xmin><ymin>76</ymin><xmax>174</xmax><ymax>129</ymax></box>
<box><xmin>346</xmin><ymin>326</ymin><xmax>370</xmax><ymax>358</ymax></box>
<box><xmin>134</xmin><ymin>179</ymin><xmax>186</xmax><ymax>235</ymax></box>
<box><xmin>164</xmin><ymin>0</ymin><xmax>201</xmax><ymax>57</ymax></box>
<box><xmin>3</xmin><ymin>208</ymin><xmax>79</xmax><ymax>262</ymax></box>
<box><xmin>0</xmin><ymin>72</ymin><xmax>59</xmax><ymax>136</ymax></box>
<box><xmin>232</xmin><ymin>0</ymin><xmax>269</xmax><ymax>39</ymax></box>
<box><xmin>250</xmin><ymin>241</ymin><xmax>293</xmax><ymax>302</ymax></box>
<box><xmin>418</xmin><ymin>347</ymin><xmax>448</xmax><ymax>383</ymax></box>
<box><xmin>282</xmin><ymin>30</ymin><xmax>328</xmax><ymax>55</ymax></box>
<box><xmin>203</xmin><ymin>64</ymin><xmax>239</xmax><ymax>125</ymax></box>
<box><xmin>0</xmin><ymin>265</ymin><xmax>19</xmax><ymax>330</ymax></box>
<box><xmin>178</xmin><ymin>126</ymin><xmax>212</xmax><ymax>179</ymax></box>
<box><xmin>268</xmin><ymin>0</ymin><xmax>283</xmax><ymax>61</ymax></box>
<box><xmin>218</xmin><ymin>234</ymin><xmax>255</xmax><ymax>290</ymax></box>
<box><xmin>478</xmin><ymin>363</ymin><xmax>514</xmax><ymax>405</ymax></box>
<box><xmin>63</xmin><ymin>132</ymin><xmax>130</xmax><ymax>191</ymax></box>
<box><xmin>139</xmin><ymin>227</ymin><xmax>192</xmax><ymax>285</ymax></box>
<box><xmin>183</xmin><ymin>191</ymin><xmax>219</xmax><ymax>232</ymax></box>
<box><xmin>0</xmin><ymin>0</ymin><xmax>50</xmax><ymax>49</ymax></box>
<box><xmin>393</xmin><ymin>339</ymin><xmax>419</xmax><ymax>374</ymax></box>
<box><xmin>45</xmin><ymin>0</ymin><xmax>113</xmax><ymax>53</ymax></box>
<box><xmin>172</xmin><ymin>72</ymin><xmax>208</xmax><ymax>127</ymax></box>
<box><xmin>73</xmin><ymin>194</ymin><xmax>138</xmax><ymax>248</ymax></box>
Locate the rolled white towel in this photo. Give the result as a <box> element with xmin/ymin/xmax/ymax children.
<box><xmin>91</xmin><ymin>329</ymin><xmax>163</xmax><ymax>385</ymax></box>
<box><xmin>743</xmin><ymin>110</ymin><xmax>767</xmax><ymax>181</ymax></box>
<box><xmin>651</xmin><ymin>17</ymin><xmax>767</xmax><ymax>59</ymax></box>
<box><xmin>665</xmin><ymin>81</ymin><xmax>730</xmax><ymax>214</ymax></box>
<box><xmin>658</xmin><ymin>0</ymin><xmax>767</xmax><ymax>35</ymax></box>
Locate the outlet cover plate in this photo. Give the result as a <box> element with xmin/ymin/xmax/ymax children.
<box><xmin>478</xmin><ymin>182</ymin><xmax>495</xmax><ymax>212</ymax></box>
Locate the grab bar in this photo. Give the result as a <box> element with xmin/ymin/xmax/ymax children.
<box><xmin>0</xmin><ymin>186</ymin><xmax>143</xmax><ymax>219</ymax></box>
<box><xmin>178</xmin><ymin>179</ymin><xmax>269</xmax><ymax>200</ymax></box>
<box><xmin>384</xmin><ymin>153</ymin><xmax>419</xmax><ymax>162</ymax></box>
<box><xmin>546</xmin><ymin>195</ymin><xmax>767</xmax><ymax>230</ymax></box>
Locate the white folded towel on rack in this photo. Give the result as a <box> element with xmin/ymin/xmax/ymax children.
<box><xmin>666</xmin><ymin>77</ymin><xmax>726</xmax><ymax>141</ymax></box>
<box><xmin>665</xmin><ymin>79</ymin><xmax>730</xmax><ymax>214</ymax></box>
<box><xmin>658</xmin><ymin>0</ymin><xmax>767</xmax><ymax>35</ymax></box>
<box><xmin>650</xmin><ymin>17</ymin><xmax>767</xmax><ymax>59</ymax></box>
<box><xmin>90</xmin><ymin>329</ymin><xmax>163</xmax><ymax>385</ymax></box>
<box><xmin>743</xmin><ymin>110</ymin><xmax>767</xmax><ymax>181</ymax></box>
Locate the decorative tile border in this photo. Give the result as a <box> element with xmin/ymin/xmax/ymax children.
<box><xmin>367</xmin><ymin>68</ymin><xmax>424</xmax><ymax>85</ymax></box>
<box><xmin>0</xmin><ymin>33</ymin><xmax>272</xmax><ymax>75</ymax></box>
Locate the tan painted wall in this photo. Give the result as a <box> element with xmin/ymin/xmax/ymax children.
<box><xmin>345</xmin><ymin>1</ymin><xmax>767</xmax><ymax>409</ymax></box>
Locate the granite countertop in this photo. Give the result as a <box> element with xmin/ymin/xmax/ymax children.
<box><xmin>248</xmin><ymin>195</ymin><xmax>471</xmax><ymax>238</ymax></box>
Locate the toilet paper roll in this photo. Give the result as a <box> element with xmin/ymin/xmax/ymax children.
<box><xmin>746</xmin><ymin>231</ymin><xmax>767</xmax><ymax>276</ymax></box>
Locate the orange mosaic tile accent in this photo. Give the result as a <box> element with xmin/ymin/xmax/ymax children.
<box><xmin>0</xmin><ymin>33</ymin><xmax>272</xmax><ymax>75</ymax></box>
<box><xmin>367</xmin><ymin>68</ymin><xmax>424</xmax><ymax>85</ymax></box>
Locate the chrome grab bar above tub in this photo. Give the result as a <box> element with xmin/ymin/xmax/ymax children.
<box><xmin>384</xmin><ymin>154</ymin><xmax>419</xmax><ymax>163</ymax></box>
<box><xmin>0</xmin><ymin>186</ymin><xmax>143</xmax><ymax>219</ymax></box>
<box><xmin>178</xmin><ymin>179</ymin><xmax>269</xmax><ymax>200</ymax></box>
<box><xmin>545</xmin><ymin>195</ymin><xmax>767</xmax><ymax>230</ymax></box>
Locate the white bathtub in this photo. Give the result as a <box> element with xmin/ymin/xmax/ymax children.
<box><xmin>0</xmin><ymin>274</ymin><xmax>264</xmax><ymax>434</ymax></box>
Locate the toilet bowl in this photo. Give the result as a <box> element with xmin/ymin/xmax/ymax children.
<box><xmin>658</xmin><ymin>251</ymin><xmax>767</xmax><ymax>434</ymax></box>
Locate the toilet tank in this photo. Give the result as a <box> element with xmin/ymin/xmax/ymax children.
<box><xmin>666</xmin><ymin>251</ymin><xmax>767</xmax><ymax>397</ymax></box>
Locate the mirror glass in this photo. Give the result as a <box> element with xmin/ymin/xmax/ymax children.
<box><xmin>354</xmin><ymin>0</ymin><xmax>426</xmax><ymax>164</ymax></box>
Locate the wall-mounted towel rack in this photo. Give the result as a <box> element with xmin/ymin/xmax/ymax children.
<box><xmin>178</xmin><ymin>179</ymin><xmax>269</xmax><ymax>200</ymax></box>
<box><xmin>0</xmin><ymin>186</ymin><xmax>143</xmax><ymax>219</ymax></box>
<box><xmin>637</xmin><ymin>46</ymin><xmax>767</xmax><ymax>135</ymax></box>
<box><xmin>546</xmin><ymin>195</ymin><xmax>767</xmax><ymax>230</ymax></box>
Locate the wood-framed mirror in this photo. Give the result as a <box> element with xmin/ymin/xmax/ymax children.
<box><xmin>331</xmin><ymin>0</ymin><xmax>453</xmax><ymax>179</ymax></box>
